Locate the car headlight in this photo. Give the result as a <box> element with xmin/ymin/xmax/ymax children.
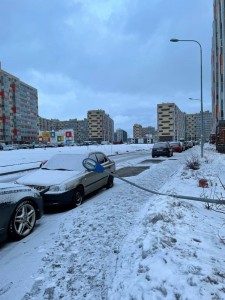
<box><xmin>48</xmin><ymin>184</ymin><xmax>67</xmax><ymax>192</ymax></box>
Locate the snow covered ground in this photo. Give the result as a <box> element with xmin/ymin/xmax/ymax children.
<box><xmin>0</xmin><ymin>143</ymin><xmax>225</xmax><ymax>300</ymax></box>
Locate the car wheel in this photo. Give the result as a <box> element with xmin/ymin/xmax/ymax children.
<box><xmin>72</xmin><ymin>187</ymin><xmax>84</xmax><ymax>208</ymax></box>
<box><xmin>9</xmin><ymin>200</ymin><xmax>37</xmax><ymax>240</ymax></box>
<box><xmin>105</xmin><ymin>175</ymin><xmax>114</xmax><ymax>189</ymax></box>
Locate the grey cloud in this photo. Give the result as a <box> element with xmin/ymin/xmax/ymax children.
<box><xmin>0</xmin><ymin>0</ymin><xmax>213</xmax><ymax>135</ymax></box>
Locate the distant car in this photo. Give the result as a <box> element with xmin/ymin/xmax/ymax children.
<box><xmin>0</xmin><ymin>183</ymin><xmax>43</xmax><ymax>243</ymax></box>
<box><xmin>45</xmin><ymin>143</ymin><xmax>57</xmax><ymax>148</ymax></box>
<box><xmin>152</xmin><ymin>142</ymin><xmax>173</xmax><ymax>158</ymax></box>
<box><xmin>170</xmin><ymin>141</ymin><xmax>183</xmax><ymax>153</ymax></box>
<box><xmin>187</xmin><ymin>141</ymin><xmax>193</xmax><ymax>148</ymax></box>
<box><xmin>17</xmin><ymin>144</ymin><xmax>32</xmax><ymax>149</ymax></box>
<box><xmin>57</xmin><ymin>143</ymin><xmax>64</xmax><ymax>147</ymax></box>
<box><xmin>2</xmin><ymin>144</ymin><xmax>15</xmax><ymax>151</ymax></box>
<box><xmin>16</xmin><ymin>152</ymin><xmax>116</xmax><ymax>208</ymax></box>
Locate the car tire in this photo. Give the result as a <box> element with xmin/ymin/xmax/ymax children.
<box><xmin>105</xmin><ymin>175</ymin><xmax>114</xmax><ymax>189</ymax></box>
<box><xmin>9</xmin><ymin>200</ymin><xmax>37</xmax><ymax>241</ymax></box>
<box><xmin>72</xmin><ymin>187</ymin><xmax>84</xmax><ymax>208</ymax></box>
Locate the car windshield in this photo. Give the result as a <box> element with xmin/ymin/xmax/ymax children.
<box><xmin>170</xmin><ymin>142</ymin><xmax>179</xmax><ymax>146</ymax></box>
<box><xmin>153</xmin><ymin>143</ymin><xmax>168</xmax><ymax>148</ymax></box>
<box><xmin>42</xmin><ymin>154</ymin><xmax>87</xmax><ymax>171</ymax></box>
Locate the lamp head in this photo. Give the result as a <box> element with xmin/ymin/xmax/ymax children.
<box><xmin>170</xmin><ymin>38</ymin><xmax>179</xmax><ymax>42</ymax></box>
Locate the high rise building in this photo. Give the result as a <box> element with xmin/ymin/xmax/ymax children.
<box><xmin>211</xmin><ymin>0</ymin><xmax>225</xmax><ymax>132</ymax></box>
<box><xmin>133</xmin><ymin>124</ymin><xmax>143</xmax><ymax>139</ymax></box>
<box><xmin>157</xmin><ymin>103</ymin><xmax>186</xmax><ymax>141</ymax></box>
<box><xmin>0</xmin><ymin>68</ymin><xmax>38</xmax><ymax>143</ymax></box>
<box><xmin>115</xmin><ymin>128</ymin><xmax>128</xmax><ymax>143</ymax></box>
<box><xmin>38</xmin><ymin>117</ymin><xmax>64</xmax><ymax>132</ymax></box>
<box><xmin>133</xmin><ymin>124</ymin><xmax>155</xmax><ymax>139</ymax></box>
<box><xmin>38</xmin><ymin>117</ymin><xmax>89</xmax><ymax>143</ymax></box>
<box><xmin>87</xmin><ymin>110</ymin><xmax>114</xmax><ymax>143</ymax></box>
<box><xmin>186</xmin><ymin>111</ymin><xmax>212</xmax><ymax>142</ymax></box>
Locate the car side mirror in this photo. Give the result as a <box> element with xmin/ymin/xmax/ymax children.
<box><xmin>82</xmin><ymin>158</ymin><xmax>105</xmax><ymax>173</ymax></box>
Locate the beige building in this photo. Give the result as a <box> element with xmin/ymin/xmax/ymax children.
<box><xmin>133</xmin><ymin>124</ymin><xmax>143</xmax><ymax>139</ymax></box>
<box><xmin>185</xmin><ymin>114</ymin><xmax>197</xmax><ymax>141</ymax></box>
<box><xmin>133</xmin><ymin>124</ymin><xmax>155</xmax><ymax>139</ymax></box>
<box><xmin>157</xmin><ymin>103</ymin><xmax>185</xmax><ymax>141</ymax></box>
<box><xmin>87</xmin><ymin>110</ymin><xmax>114</xmax><ymax>143</ymax></box>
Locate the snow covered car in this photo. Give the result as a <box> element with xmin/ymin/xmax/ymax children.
<box><xmin>0</xmin><ymin>183</ymin><xmax>43</xmax><ymax>243</ymax></box>
<box><xmin>16</xmin><ymin>152</ymin><xmax>116</xmax><ymax>208</ymax></box>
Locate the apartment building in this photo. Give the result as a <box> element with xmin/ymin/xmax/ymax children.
<box><xmin>114</xmin><ymin>128</ymin><xmax>128</xmax><ymax>143</ymax></box>
<box><xmin>0</xmin><ymin>68</ymin><xmax>38</xmax><ymax>143</ymax></box>
<box><xmin>38</xmin><ymin>117</ymin><xmax>64</xmax><ymax>132</ymax></box>
<box><xmin>185</xmin><ymin>114</ymin><xmax>197</xmax><ymax>141</ymax></box>
<box><xmin>133</xmin><ymin>124</ymin><xmax>155</xmax><ymax>139</ymax></box>
<box><xmin>186</xmin><ymin>111</ymin><xmax>211</xmax><ymax>141</ymax></box>
<box><xmin>87</xmin><ymin>110</ymin><xmax>114</xmax><ymax>143</ymax></box>
<box><xmin>133</xmin><ymin>124</ymin><xmax>143</xmax><ymax>139</ymax></box>
<box><xmin>39</xmin><ymin>117</ymin><xmax>89</xmax><ymax>143</ymax></box>
<box><xmin>211</xmin><ymin>0</ymin><xmax>225</xmax><ymax>132</ymax></box>
<box><xmin>157</xmin><ymin>103</ymin><xmax>186</xmax><ymax>141</ymax></box>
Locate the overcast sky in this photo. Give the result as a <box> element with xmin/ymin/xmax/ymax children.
<box><xmin>0</xmin><ymin>0</ymin><xmax>213</xmax><ymax>136</ymax></box>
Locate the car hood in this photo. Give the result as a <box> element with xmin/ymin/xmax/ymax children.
<box><xmin>16</xmin><ymin>169</ymin><xmax>84</xmax><ymax>187</ymax></box>
<box><xmin>0</xmin><ymin>182</ymin><xmax>33</xmax><ymax>191</ymax></box>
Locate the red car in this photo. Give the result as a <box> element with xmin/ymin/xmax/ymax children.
<box><xmin>170</xmin><ymin>141</ymin><xmax>183</xmax><ymax>153</ymax></box>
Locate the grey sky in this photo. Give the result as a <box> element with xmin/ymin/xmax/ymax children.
<box><xmin>0</xmin><ymin>0</ymin><xmax>213</xmax><ymax>136</ymax></box>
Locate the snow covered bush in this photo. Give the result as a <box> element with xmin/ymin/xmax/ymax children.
<box><xmin>185</xmin><ymin>154</ymin><xmax>201</xmax><ymax>170</ymax></box>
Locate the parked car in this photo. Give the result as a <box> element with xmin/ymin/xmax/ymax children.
<box><xmin>16</xmin><ymin>152</ymin><xmax>116</xmax><ymax>208</ymax></box>
<box><xmin>0</xmin><ymin>183</ymin><xmax>43</xmax><ymax>243</ymax></box>
<box><xmin>2</xmin><ymin>144</ymin><xmax>15</xmax><ymax>151</ymax></box>
<box><xmin>17</xmin><ymin>144</ymin><xmax>32</xmax><ymax>149</ymax></box>
<box><xmin>187</xmin><ymin>141</ymin><xmax>194</xmax><ymax>148</ymax></box>
<box><xmin>152</xmin><ymin>142</ymin><xmax>173</xmax><ymax>158</ymax></box>
<box><xmin>170</xmin><ymin>141</ymin><xmax>183</xmax><ymax>153</ymax></box>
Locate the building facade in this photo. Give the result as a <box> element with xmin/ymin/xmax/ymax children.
<box><xmin>157</xmin><ymin>103</ymin><xmax>186</xmax><ymax>141</ymax></box>
<box><xmin>39</xmin><ymin>129</ymin><xmax>74</xmax><ymax>144</ymax></box>
<box><xmin>0</xmin><ymin>68</ymin><xmax>38</xmax><ymax>143</ymax></box>
<box><xmin>133</xmin><ymin>124</ymin><xmax>155</xmax><ymax>139</ymax></box>
<box><xmin>133</xmin><ymin>124</ymin><xmax>143</xmax><ymax>139</ymax></box>
<box><xmin>38</xmin><ymin>117</ymin><xmax>89</xmax><ymax>143</ymax></box>
<box><xmin>87</xmin><ymin>110</ymin><xmax>114</xmax><ymax>143</ymax></box>
<box><xmin>114</xmin><ymin>128</ymin><xmax>128</xmax><ymax>143</ymax></box>
<box><xmin>62</xmin><ymin>118</ymin><xmax>89</xmax><ymax>143</ymax></box>
<box><xmin>38</xmin><ymin>117</ymin><xmax>64</xmax><ymax>132</ymax></box>
<box><xmin>211</xmin><ymin>0</ymin><xmax>225</xmax><ymax>132</ymax></box>
<box><xmin>186</xmin><ymin>111</ymin><xmax>212</xmax><ymax>142</ymax></box>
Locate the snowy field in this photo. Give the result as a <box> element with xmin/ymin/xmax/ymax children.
<box><xmin>1</xmin><ymin>143</ymin><xmax>225</xmax><ymax>300</ymax></box>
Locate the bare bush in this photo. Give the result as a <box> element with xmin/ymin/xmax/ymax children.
<box><xmin>185</xmin><ymin>154</ymin><xmax>201</xmax><ymax>170</ymax></box>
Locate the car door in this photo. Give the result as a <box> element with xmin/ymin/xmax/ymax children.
<box><xmin>84</xmin><ymin>153</ymin><xmax>105</xmax><ymax>193</ymax></box>
<box><xmin>95</xmin><ymin>152</ymin><xmax>114</xmax><ymax>187</ymax></box>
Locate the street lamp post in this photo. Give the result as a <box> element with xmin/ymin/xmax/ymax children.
<box><xmin>170</xmin><ymin>38</ymin><xmax>204</xmax><ymax>158</ymax></box>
